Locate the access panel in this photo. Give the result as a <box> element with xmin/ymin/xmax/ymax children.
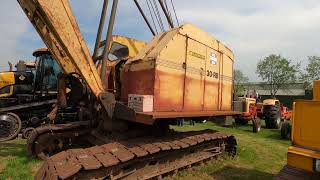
<box><xmin>183</xmin><ymin>38</ymin><xmax>206</xmax><ymax>111</ymax></box>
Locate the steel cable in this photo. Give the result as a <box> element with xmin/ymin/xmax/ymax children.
<box><xmin>152</xmin><ymin>0</ymin><xmax>165</xmax><ymax>31</ymax></box>
<box><xmin>146</xmin><ymin>0</ymin><xmax>159</xmax><ymax>34</ymax></box>
<box><xmin>170</xmin><ymin>0</ymin><xmax>179</xmax><ymax>26</ymax></box>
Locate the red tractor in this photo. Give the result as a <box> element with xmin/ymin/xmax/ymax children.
<box><xmin>280</xmin><ymin>104</ymin><xmax>292</xmax><ymax>139</ymax></box>
<box><xmin>281</xmin><ymin>105</ymin><xmax>292</xmax><ymax>120</ymax></box>
<box><xmin>234</xmin><ymin>97</ymin><xmax>261</xmax><ymax>133</ymax></box>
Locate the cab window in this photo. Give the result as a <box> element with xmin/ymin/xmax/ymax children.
<box><xmin>34</xmin><ymin>54</ymin><xmax>61</xmax><ymax>92</ymax></box>
<box><xmin>0</xmin><ymin>86</ymin><xmax>10</xmax><ymax>94</ymax></box>
<box><xmin>108</xmin><ymin>42</ymin><xmax>129</xmax><ymax>61</ymax></box>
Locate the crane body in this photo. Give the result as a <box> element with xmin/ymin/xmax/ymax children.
<box><xmin>17</xmin><ymin>0</ymin><xmax>240</xmax><ymax>179</ymax></box>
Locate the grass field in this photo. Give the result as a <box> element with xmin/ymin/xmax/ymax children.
<box><xmin>0</xmin><ymin>122</ymin><xmax>290</xmax><ymax>180</ymax></box>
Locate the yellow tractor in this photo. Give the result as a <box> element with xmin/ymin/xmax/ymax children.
<box><xmin>0</xmin><ymin>48</ymin><xmax>61</xmax><ymax>141</ymax></box>
<box><xmin>276</xmin><ymin>81</ymin><xmax>320</xmax><ymax>179</ymax></box>
<box><xmin>0</xmin><ymin>61</ymin><xmax>35</xmax><ymax>99</ymax></box>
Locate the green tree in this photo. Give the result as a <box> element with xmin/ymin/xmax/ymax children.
<box><xmin>234</xmin><ymin>69</ymin><xmax>249</xmax><ymax>96</ymax></box>
<box><xmin>256</xmin><ymin>54</ymin><xmax>300</xmax><ymax>96</ymax></box>
<box><xmin>301</xmin><ymin>56</ymin><xmax>320</xmax><ymax>89</ymax></box>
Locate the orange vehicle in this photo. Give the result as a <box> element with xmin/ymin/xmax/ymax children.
<box><xmin>281</xmin><ymin>105</ymin><xmax>292</xmax><ymax>120</ymax></box>
<box><xmin>234</xmin><ymin>97</ymin><xmax>261</xmax><ymax>132</ymax></box>
<box><xmin>279</xmin><ymin>105</ymin><xmax>292</xmax><ymax>139</ymax></box>
<box><xmin>235</xmin><ymin>97</ymin><xmax>257</xmax><ymax>124</ymax></box>
<box><xmin>276</xmin><ymin>81</ymin><xmax>320</xmax><ymax>179</ymax></box>
<box><xmin>18</xmin><ymin>0</ymin><xmax>242</xmax><ymax>179</ymax></box>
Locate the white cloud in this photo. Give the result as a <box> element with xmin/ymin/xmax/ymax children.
<box><xmin>2</xmin><ymin>0</ymin><xmax>320</xmax><ymax>81</ymax></box>
<box><xmin>0</xmin><ymin>1</ymin><xmax>30</xmax><ymax>71</ymax></box>
<box><xmin>176</xmin><ymin>0</ymin><xmax>320</xmax><ymax>80</ymax></box>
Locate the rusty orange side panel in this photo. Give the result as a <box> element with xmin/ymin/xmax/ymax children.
<box><xmin>122</xmin><ymin>24</ymin><xmax>234</xmax><ymax>115</ymax></box>
<box><xmin>152</xmin><ymin>33</ymin><xmax>186</xmax><ymax>112</ymax></box>
<box><xmin>154</xmin><ymin>69</ymin><xmax>184</xmax><ymax>111</ymax></box>
<box><xmin>135</xmin><ymin>110</ymin><xmax>241</xmax><ymax>124</ymax></box>
<box><xmin>121</xmin><ymin>68</ymin><xmax>155</xmax><ymax>102</ymax></box>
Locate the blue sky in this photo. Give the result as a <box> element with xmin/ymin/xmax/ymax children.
<box><xmin>1</xmin><ymin>0</ymin><xmax>320</xmax><ymax>81</ymax></box>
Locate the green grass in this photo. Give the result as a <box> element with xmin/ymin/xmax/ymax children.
<box><xmin>0</xmin><ymin>139</ymin><xmax>41</xmax><ymax>180</ymax></box>
<box><xmin>170</xmin><ymin>121</ymin><xmax>291</xmax><ymax>180</ymax></box>
<box><xmin>0</xmin><ymin>122</ymin><xmax>290</xmax><ymax>180</ymax></box>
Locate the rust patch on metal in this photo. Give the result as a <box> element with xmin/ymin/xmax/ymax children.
<box><xmin>140</xmin><ymin>143</ymin><xmax>161</xmax><ymax>154</ymax></box>
<box><xmin>121</xmin><ymin>68</ymin><xmax>155</xmax><ymax>102</ymax></box>
<box><xmin>102</xmin><ymin>143</ymin><xmax>135</xmax><ymax>162</ymax></box>
<box><xmin>154</xmin><ymin>69</ymin><xmax>184</xmax><ymax>112</ymax></box>
<box><xmin>136</xmin><ymin>110</ymin><xmax>241</xmax><ymax>120</ymax></box>
<box><xmin>127</xmin><ymin>146</ymin><xmax>149</xmax><ymax>157</ymax></box>
<box><xmin>49</xmin><ymin>151</ymin><xmax>82</xmax><ymax>179</ymax></box>
<box><xmin>153</xmin><ymin>142</ymin><xmax>171</xmax><ymax>151</ymax></box>
<box><xmin>34</xmin><ymin>130</ymin><xmax>237</xmax><ymax>180</ymax></box>
<box><xmin>162</xmin><ymin>141</ymin><xmax>181</xmax><ymax>150</ymax></box>
<box><xmin>94</xmin><ymin>152</ymin><xmax>120</xmax><ymax>167</ymax></box>
<box><xmin>69</xmin><ymin>149</ymin><xmax>102</xmax><ymax>170</ymax></box>
<box><xmin>180</xmin><ymin>137</ymin><xmax>197</xmax><ymax>146</ymax></box>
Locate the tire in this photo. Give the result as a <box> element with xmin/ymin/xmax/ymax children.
<box><xmin>22</xmin><ymin>127</ymin><xmax>35</xmax><ymax>139</ymax></box>
<box><xmin>281</xmin><ymin>121</ymin><xmax>291</xmax><ymax>139</ymax></box>
<box><xmin>270</xmin><ymin>112</ymin><xmax>281</xmax><ymax>129</ymax></box>
<box><xmin>235</xmin><ymin>118</ymin><xmax>248</xmax><ymax>125</ymax></box>
<box><xmin>265</xmin><ymin>117</ymin><xmax>281</xmax><ymax>129</ymax></box>
<box><xmin>0</xmin><ymin>113</ymin><xmax>22</xmax><ymax>142</ymax></box>
<box><xmin>252</xmin><ymin>118</ymin><xmax>261</xmax><ymax>133</ymax></box>
<box><xmin>263</xmin><ymin>105</ymin><xmax>281</xmax><ymax>129</ymax></box>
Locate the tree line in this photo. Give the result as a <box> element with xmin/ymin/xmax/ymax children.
<box><xmin>234</xmin><ymin>54</ymin><xmax>320</xmax><ymax>96</ymax></box>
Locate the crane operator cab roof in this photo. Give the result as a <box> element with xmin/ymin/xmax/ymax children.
<box><xmin>32</xmin><ymin>48</ymin><xmax>51</xmax><ymax>57</ymax></box>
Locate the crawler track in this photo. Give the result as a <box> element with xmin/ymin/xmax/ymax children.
<box><xmin>27</xmin><ymin>121</ymin><xmax>91</xmax><ymax>159</ymax></box>
<box><xmin>35</xmin><ymin>130</ymin><xmax>236</xmax><ymax>180</ymax></box>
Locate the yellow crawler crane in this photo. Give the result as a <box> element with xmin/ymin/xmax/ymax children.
<box><xmin>17</xmin><ymin>0</ymin><xmax>240</xmax><ymax>179</ymax></box>
<box><xmin>276</xmin><ymin>81</ymin><xmax>320</xmax><ymax>179</ymax></box>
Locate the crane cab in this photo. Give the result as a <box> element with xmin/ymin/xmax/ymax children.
<box><xmin>32</xmin><ymin>48</ymin><xmax>61</xmax><ymax>97</ymax></box>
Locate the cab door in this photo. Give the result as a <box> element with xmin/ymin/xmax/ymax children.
<box><xmin>34</xmin><ymin>54</ymin><xmax>61</xmax><ymax>95</ymax></box>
